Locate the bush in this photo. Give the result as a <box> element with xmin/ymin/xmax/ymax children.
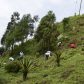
<box><xmin>0</xmin><ymin>77</ymin><xmax>8</xmax><ymax>84</ymax></box>
<box><xmin>5</xmin><ymin>60</ymin><xmax>21</xmax><ymax>73</ymax></box>
<box><xmin>20</xmin><ymin>57</ymin><xmax>33</xmax><ymax>81</ymax></box>
<box><xmin>82</xmin><ymin>48</ymin><xmax>84</xmax><ymax>51</ymax></box>
<box><xmin>35</xmin><ymin>52</ymin><xmax>40</xmax><ymax>58</ymax></box>
<box><xmin>63</xmin><ymin>17</ymin><xmax>71</xmax><ymax>32</ymax></box>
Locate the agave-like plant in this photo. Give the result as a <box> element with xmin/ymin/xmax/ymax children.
<box><xmin>20</xmin><ymin>57</ymin><xmax>33</xmax><ymax>80</ymax></box>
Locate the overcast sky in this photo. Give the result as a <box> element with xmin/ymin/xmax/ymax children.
<box><xmin>0</xmin><ymin>0</ymin><xmax>84</xmax><ymax>46</ymax></box>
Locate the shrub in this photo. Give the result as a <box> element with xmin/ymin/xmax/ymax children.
<box><xmin>20</xmin><ymin>57</ymin><xmax>33</xmax><ymax>81</ymax></box>
<box><xmin>35</xmin><ymin>52</ymin><xmax>40</xmax><ymax>58</ymax></box>
<box><xmin>5</xmin><ymin>60</ymin><xmax>21</xmax><ymax>73</ymax></box>
<box><xmin>82</xmin><ymin>48</ymin><xmax>84</xmax><ymax>51</ymax></box>
<box><xmin>0</xmin><ymin>77</ymin><xmax>8</xmax><ymax>84</ymax></box>
<box><xmin>63</xmin><ymin>17</ymin><xmax>71</xmax><ymax>32</ymax></box>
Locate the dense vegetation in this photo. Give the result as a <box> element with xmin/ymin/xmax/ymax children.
<box><xmin>1</xmin><ymin>11</ymin><xmax>60</xmax><ymax>56</ymax></box>
<box><xmin>0</xmin><ymin>11</ymin><xmax>84</xmax><ymax>84</ymax></box>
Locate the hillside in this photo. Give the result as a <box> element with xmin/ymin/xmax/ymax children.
<box><xmin>0</xmin><ymin>48</ymin><xmax>84</xmax><ymax>84</ymax></box>
<box><xmin>0</xmin><ymin>14</ymin><xmax>84</xmax><ymax>84</ymax></box>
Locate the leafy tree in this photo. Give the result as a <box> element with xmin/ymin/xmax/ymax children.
<box><xmin>0</xmin><ymin>47</ymin><xmax>4</xmax><ymax>56</ymax></box>
<box><xmin>1</xmin><ymin>12</ymin><xmax>38</xmax><ymax>56</ymax></box>
<box><xmin>11</xmin><ymin>12</ymin><xmax>20</xmax><ymax>24</ymax></box>
<box><xmin>63</xmin><ymin>18</ymin><xmax>71</xmax><ymax>32</ymax></box>
<box><xmin>14</xmin><ymin>14</ymin><xmax>38</xmax><ymax>44</ymax></box>
<box><xmin>1</xmin><ymin>12</ymin><xmax>20</xmax><ymax>50</ymax></box>
<box><xmin>35</xmin><ymin>11</ymin><xmax>59</xmax><ymax>53</ymax></box>
<box><xmin>33</xmin><ymin>15</ymin><xmax>39</xmax><ymax>22</ymax></box>
<box><xmin>35</xmin><ymin>11</ymin><xmax>56</xmax><ymax>41</ymax></box>
<box><xmin>1</xmin><ymin>22</ymin><xmax>13</xmax><ymax>46</ymax></box>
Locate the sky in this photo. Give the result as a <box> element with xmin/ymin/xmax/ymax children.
<box><xmin>0</xmin><ymin>0</ymin><xmax>84</xmax><ymax>46</ymax></box>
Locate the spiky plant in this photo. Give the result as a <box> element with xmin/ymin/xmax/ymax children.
<box><xmin>20</xmin><ymin>57</ymin><xmax>33</xmax><ymax>81</ymax></box>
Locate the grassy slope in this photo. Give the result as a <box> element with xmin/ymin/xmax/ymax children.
<box><xmin>0</xmin><ymin>15</ymin><xmax>84</xmax><ymax>84</ymax></box>
<box><xmin>0</xmin><ymin>48</ymin><xmax>84</xmax><ymax>84</ymax></box>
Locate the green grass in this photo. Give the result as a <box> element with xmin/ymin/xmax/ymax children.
<box><xmin>0</xmin><ymin>14</ymin><xmax>84</xmax><ymax>84</ymax></box>
<box><xmin>0</xmin><ymin>47</ymin><xmax>84</xmax><ymax>84</ymax></box>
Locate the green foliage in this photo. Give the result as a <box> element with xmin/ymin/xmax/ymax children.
<box><xmin>55</xmin><ymin>50</ymin><xmax>62</xmax><ymax>67</ymax></box>
<box><xmin>0</xmin><ymin>47</ymin><xmax>4</xmax><ymax>55</ymax></box>
<box><xmin>10</xmin><ymin>44</ymin><xmax>25</xmax><ymax>57</ymax></box>
<box><xmin>81</xmin><ymin>47</ymin><xmax>84</xmax><ymax>51</ymax></box>
<box><xmin>20</xmin><ymin>57</ymin><xmax>33</xmax><ymax>80</ymax></box>
<box><xmin>1</xmin><ymin>12</ymin><xmax>20</xmax><ymax>52</ymax></box>
<box><xmin>35</xmin><ymin>11</ymin><xmax>59</xmax><ymax>54</ymax></box>
<box><xmin>63</xmin><ymin>17</ymin><xmax>71</xmax><ymax>32</ymax></box>
<box><xmin>1</xmin><ymin>12</ymin><xmax>84</xmax><ymax>84</ymax></box>
<box><xmin>39</xmin><ymin>79</ymin><xmax>52</xmax><ymax>84</ymax></box>
<box><xmin>0</xmin><ymin>77</ymin><xmax>8</xmax><ymax>84</ymax></box>
<box><xmin>23</xmin><ymin>39</ymin><xmax>37</xmax><ymax>55</ymax></box>
<box><xmin>1</xmin><ymin>12</ymin><xmax>38</xmax><ymax>56</ymax></box>
<box><xmin>5</xmin><ymin>60</ymin><xmax>21</xmax><ymax>73</ymax></box>
<box><xmin>35</xmin><ymin>11</ymin><xmax>56</xmax><ymax>41</ymax></box>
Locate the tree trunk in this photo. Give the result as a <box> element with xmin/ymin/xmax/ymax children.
<box><xmin>56</xmin><ymin>55</ymin><xmax>60</xmax><ymax>67</ymax></box>
<box><xmin>10</xmin><ymin>44</ymin><xmax>14</xmax><ymax>56</ymax></box>
<box><xmin>23</xmin><ymin>71</ymin><xmax>28</xmax><ymax>81</ymax></box>
<box><xmin>79</xmin><ymin>0</ymin><xmax>82</xmax><ymax>15</ymax></box>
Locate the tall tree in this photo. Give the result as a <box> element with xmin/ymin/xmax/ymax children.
<box><xmin>14</xmin><ymin>14</ymin><xmax>38</xmax><ymax>43</ymax></box>
<box><xmin>1</xmin><ymin>12</ymin><xmax>38</xmax><ymax>56</ymax></box>
<box><xmin>63</xmin><ymin>18</ymin><xmax>71</xmax><ymax>32</ymax></box>
<box><xmin>1</xmin><ymin>12</ymin><xmax>20</xmax><ymax>51</ymax></box>
<box><xmin>35</xmin><ymin>11</ymin><xmax>59</xmax><ymax>53</ymax></box>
